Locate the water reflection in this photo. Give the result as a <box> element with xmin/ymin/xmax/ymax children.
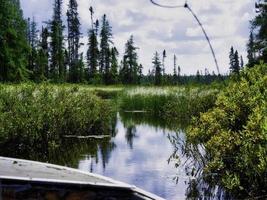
<box><xmin>76</xmin><ymin>113</ymin><xmax>193</xmax><ymax>200</ymax></box>
<box><xmin>168</xmin><ymin>129</ymin><xmax>230</xmax><ymax>200</ymax></box>
<box><xmin>0</xmin><ymin>112</ymin><xmax>218</xmax><ymax>199</ymax></box>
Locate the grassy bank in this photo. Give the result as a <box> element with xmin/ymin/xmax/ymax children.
<box><xmin>119</xmin><ymin>86</ymin><xmax>219</xmax><ymax>126</ymax></box>
<box><xmin>0</xmin><ymin>84</ymin><xmax>116</xmax><ymax>151</ymax></box>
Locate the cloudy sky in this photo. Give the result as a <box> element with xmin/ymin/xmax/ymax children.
<box><xmin>21</xmin><ymin>0</ymin><xmax>256</xmax><ymax>75</ymax></box>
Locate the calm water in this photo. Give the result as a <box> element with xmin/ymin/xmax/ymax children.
<box><xmin>76</xmin><ymin>114</ymin><xmax>192</xmax><ymax>200</ymax></box>
<box><xmin>0</xmin><ymin>112</ymin><xmax>204</xmax><ymax>199</ymax></box>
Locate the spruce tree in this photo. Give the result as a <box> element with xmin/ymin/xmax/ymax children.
<box><xmin>87</xmin><ymin>7</ymin><xmax>99</xmax><ymax>82</ymax></box>
<box><xmin>229</xmin><ymin>46</ymin><xmax>235</xmax><ymax>72</ymax></box>
<box><xmin>234</xmin><ymin>50</ymin><xmax>240</xmax><ymax>74</ymax></box>
<box><xmin>230</xmin><ymin>47</ymin><xmax>240</xmax><ymax>74</ymax></box>
<box><xmin>177</xmin><ymin>66</ymin><xmax>181</xmax><ymax>84</ymax></box>
<box><xmin>50</xmin><ymin>0</ymin><xmax>65</xmax><ymax>82</ymax></box>
<box><xmin>28</xmin><ymin>17</ymin><xmax>39</xmax><ymax>80</ymax></box>
<box><xmin>0</xmin><ymin>0</ymin><xmax>30</xmax><ymax>82</ymax></box>
<box><xmin>100</xmin><ymin>14</ymin><xmax>113</xmax><ymax>84</ymax></box>
<box><xmin>173</xmin><ymin>54</ymin><xmax>177</xmax><ymax>84</ymax></box>
<box><xmin>240</xmin><ymin>56</ymin><xmax>244</xmax><ymax>69</ymax></box>
<box><xmin>162</xmin><ymin>50</ymin><xmax>167</xmax><ymax>85</ymax></box>
<box><xmin>253</xmin><ymin>0</ymin><xmax>267</xmax><ymax>62</ymax></box>
<box><xmin>67</xmin><ymin>0</ymin><xmax>81</xmax><ymax>83</ymax></box>
<box><xmin>110</xmin><ymin>47</ymin><xmax>119</xmax><ymax>84</ymax></box>
<box><xmin>121</xmin><ymin>35</ymin><xmax>139</xmax><ymax>84</ymax></box>
<box><xmin>40</xmin><ymin>27</ymin><xmax>49</xmax><ymax>79</ymax></box>
<box><xmin>162</xmin><ymin>50</ymin><xmax>166</xmax><ymax>75</ymax></box>
<box><xmin>247</xmin><ymin>30</ymin><xmax>257</xmax><ymax>68</ymax></box>
<box><xmin>153</xmin><ymin>51</ymin><xmax>162</xmax><ymax>86</ymax></box>
<box><xmin>138</xmin><ymin>64</ymin><xmax>143</xmax><ymax>84</ymax></box>
<box><xmin>36</xmin><ymin>26</ymin><xmax>49</xmax><ymax>81</ymax></box>
<box><xmin>196</xmin><ymin>70</ymin><xmax>201</xmax><ymax>82</ymax></box>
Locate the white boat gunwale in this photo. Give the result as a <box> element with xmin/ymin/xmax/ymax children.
<box><xmin>0</xmin><ymin>157</ymin><xmax>165</xmax><ymax>200</ymax></box>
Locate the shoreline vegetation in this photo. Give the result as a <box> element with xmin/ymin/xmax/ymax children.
<box><xmin>0</xmin><ymin>63</ymin><xmax>266</xmax><ymax>198</ymax></box>
<box><xmin>0</xmin><ymin>84</ymin><xmax>115</xmax><ymax>151</ymax></box>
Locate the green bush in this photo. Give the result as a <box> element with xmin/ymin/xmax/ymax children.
<box><xmin>0</xmin><ymin>84</ymin><xmax>114</xmax><ymax>149</ymax></box>
<box><xmin>188</xmin><ymin>63</ymin><xmax>267</xmax><ymax>198</ymax></box>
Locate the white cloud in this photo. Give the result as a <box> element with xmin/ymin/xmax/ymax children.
<box><xmin>21</xmin><ymin>0</ymin><xmax>256</xmax><ymax>75</ymax></box>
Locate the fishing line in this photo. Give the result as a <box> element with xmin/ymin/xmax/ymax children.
<box><xmin>150</xmin><ymin>0</ymin><xmax>221</xmax><ymax>76</ymax></box>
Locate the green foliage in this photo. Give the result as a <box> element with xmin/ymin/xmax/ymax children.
<box><xmin>120</xmin><ymin>35</ymin><xmax>141</xmax><ymax>85</ymax></box>
<box><xmin>229</xmin><ymin>46</ymin><xmax>240</xmax><ymax>74</ymax></box>
<box><xmin>152</xmin><ymin>51</ymin><xmax>162</xmax><ymax>86</ymax></box>
<box><xmin>0</xmin><ymin>0</ymin><xmax>30</xmax><ymax>82</ymax></box>
<box><xmin>252</xmin><ymin>0</ymin><xmax>267</xmax><ymax>63</ymax></box>
<box><xmin>0</xmin><ymin>84</ymin><xmax>114</xmax><ymax>148</ymax></box>
<box><xmin>119</xmin><ymin>86</ymin><xmax>219</xmax><ymax>126</ymax></box>
<box><xmin>100</xmin><ymin>14</ymin><xmax>113</xmax><ymax>84</ymax></box>
<box><xmin>87</xmin><ymin>18</ymin><xmax>99</xmax><ymax>81</ymax></box>
<box><xmin>247</xmin><ymin>31</ymin><xmax>257</xmax><ymax>68</ymax></box>
<box><xmin>187</xmin><ymin>63</ymin><xmax>267</xmax><ymax>198</ymax></box>
<box><xmin>50</xmin><ymin>0</ymin><xmax>65</xmax><ymax>82</ymax></box>
<box><xmin>67</xmin><ymin>0</ymin><xmax>82</xmax><ymax>83</ymax></box>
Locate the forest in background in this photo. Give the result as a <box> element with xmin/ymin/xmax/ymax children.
<box><xmin>1</xmin><ymin>0</ymin><xmax>265</xmax><ymax>85</ymax></box>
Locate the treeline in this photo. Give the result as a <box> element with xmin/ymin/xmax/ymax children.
<box><xmin>229</xmin><ymin>0</ymin><xmax>267</xmax><ymax>76</ymax></box>
<box><xmin>0</xmin><ymin>0</ymin><xmax>223</xmax><ymax>85</ymax></box>
<box><xmin>0</xmin><ymin>0</ymin><xmax>139</xmax><ymax>84</ymax></box>
<box><xmin>1</xmin><ymin>0</ymin><xmax>265</xmax><ymax>85</ymax></box>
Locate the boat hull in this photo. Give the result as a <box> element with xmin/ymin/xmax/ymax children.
<box><xmin>0</xmin><ymin>157</ymin><xmax>165</xmax><ymax>200</ymax></box>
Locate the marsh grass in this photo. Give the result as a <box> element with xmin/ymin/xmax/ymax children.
<box><xmin>0</xmin><ymin>84</ymin><xmax>115</xmax><ymax>151</ymax></box>
<box><xmin>119</xmin><ymin>86</ymin><xmax>219</xmax><ymax>124</ymax></box>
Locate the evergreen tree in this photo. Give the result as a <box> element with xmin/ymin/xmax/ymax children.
<box><xmin>87</xmin><ymin>7</ymin><xmax>99</xmax><ymax>82</ymax></box>
<box><xmin>234</xmin><ymin>50</ymin><xmax>240</xmax><ymax>74</ymax></box>
<box><xmin>0</xmin><ymin>0</ymin><xmax>30</xmax><ymax>82</ymax></box>
<box><xmin>162</xmin><ymin>50</ymin><xmax>166</xmax><ymax>75</ymax></box>
<box><xmin>77</xmin><ymin>53</ymin><xmax>85</xmax><ymax>82</ymax></box>
<box><xmin>229</xmin><ymin>46</ymin><xmax>235</xmax><ymax>72</ymax></box>
<box><xmin>36</xmin><ymin>26</ymin><xmax>49</xmax><ymax>81</ymax></box>
<box><xmin>50</xmin><ymin>0</ymin><xmax>65</xmax><ymax>82</ymax></box>
<box><xmin>152</xmin><ymin>51</ymin><xmax>162</xmax><ymax>86</ymax></box>
<box><xmin>67</xmin><ymin>0</ymin><xmax>81</xmax><ymax>83</ymax></box>
<box><xmin>137</xmin><ymin>64</ymin><xmax>143</xmax><ymax>84</ymax></box>
<box><xmin>173</xmin><ymin>54</ymin><xmax>177</xmax><ymax>84</ymax></box>
<box><xmin>162</xmin><ymin>50</ymin><xmax>167</xmax><ymax>84</ymax></box>
<box><xmin>36</xmin><ymin>50</ymin><xmax>47</xmax><ymax>82</ymax></box>
<box><xmin>240</xmin><ymin>55</ymin><xmax>244</xmax><ymax>69</ymax></box>
<box><xmin>110</xmin><ymin>47</ymin><xmax>119</xmax><ymax>84</ymax></box>
<box><xmin>247</xmin><ymin>30</ymin><xmax>257</xmax><ymax>68</ymax></box>
<box><xmin>253</xmin><ymin>0</ymin><xmax>267</xmax><ymax>62</ymax></box>
<box><xmin>177</xmin><ymin>65</ymin><xmax>181</xmax><ymax>84</ymax></box>
<box><xmin>28</xmin><ymin>17</ymin><xmax>39</xmax><ymax>80</ymax></box>
<box><xmin>196</xmin><ymin>70</ymin><xmax>201</xmax><ymax>82</ymax></box>
<box><xmin>26</xmin><ymin>17</ymin><xmax>31</xmax><ymax>44</ymax></box>
<box><xmin>100</xmin><ymin>14</ymin><xmax>113</xmax><ymax>83</ymax></box>
<box><xmin>121</xmin><ymin>35</ymin><xmax>139</xmax><ymax>84</ymax></box>
<box><xmin>40</xmin><ymin>27</ymin><xmax>49</xmax><ymax>78</ymax></box>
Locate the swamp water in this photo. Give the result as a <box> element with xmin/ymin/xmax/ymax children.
<box><xmin>0</xmin><ymin>112</ymin><xmax>216</xmax><ymax>199</ymax></box>
<box><xmin>77</xmin><ymin>113</ymin><xmax>190</xmax><ymax>200</ymax></box>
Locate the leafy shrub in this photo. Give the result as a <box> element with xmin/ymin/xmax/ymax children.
<box><xmin>187</xmin><ymin>63</ymin><xmax>267</xmax><ymax>198</ymax></box>
<box><xmin>0</xmin><ymin>84</ymin><xmax>114</xmax><ymax>150</ymax></box>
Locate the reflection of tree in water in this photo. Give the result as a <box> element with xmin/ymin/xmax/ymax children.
<box><xmin>98</xmin><ymin>140</ymin><xmax>117</xmax><ymax>169</ymax></box>
<box><xmin>168</xmin><ymin>133</ymin><xmax>231</xmax><ymax>200</ymax></box>
<box><xmin>120</xmin><ymin>111</ymin><xmax>186</xmax><ymax>131</ymax></box>
<box><xmin>0</xmin><ymin>136</ymin><xmax>117</xmax><ymax>170</ymax></box>
<box><xmin>0</xmin><ymin>115</ymin><xmax>118</xmax><ymax>170</ymax></box>
<box><xmin>125</xmin><ymin>125</ymin><xmax>138</xmax><ymax>149</ymax></box>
